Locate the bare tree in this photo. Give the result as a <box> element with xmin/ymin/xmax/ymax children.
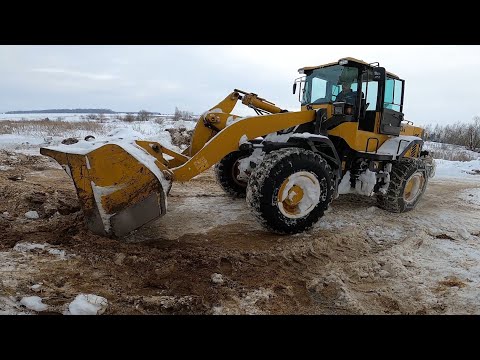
<box><xmin>466</xmin><ymin>116</ymin><xmax>480</xmax><ymax>150</ymax></box>
<box><xmin>426</xmin><ymin>116</ymin><xmax>480</xmax><ymax>151</ymax></box>
<box><xmin>122</xmin><ymin>114</ymin><xmax>136</xmax><ymax>122</ymax></box>
<box><xmin>136</xmin><ymin>110</ymin><xmax>151</xmax><ymax>122</ymax></box>
<box><xmin>173</xmin><ymin>107</ymin><xmax>193</xmax><ymax>121</ymax></box>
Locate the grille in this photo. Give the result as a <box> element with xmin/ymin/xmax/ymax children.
<box><xmin>410</xmin><ymin>144</ymin><xmax>418</xmax><ymax>157</ymax></box>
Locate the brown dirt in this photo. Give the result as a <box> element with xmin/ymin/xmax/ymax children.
<box><xmin>1</xmin><ymin>150</ymin><xmax>480</xmax><ymax>315</ymax></box>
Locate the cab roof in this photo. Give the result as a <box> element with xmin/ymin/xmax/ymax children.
<box><xmin>298</xmin><ymin>57</ymin><xmax>400</xmax><ymax>79</ymax></box>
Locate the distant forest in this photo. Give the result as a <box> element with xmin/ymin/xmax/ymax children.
<box><xmin>5</xmin><ymin>109</ymin><xmax>116</xmax><ymax>114</ymax></box>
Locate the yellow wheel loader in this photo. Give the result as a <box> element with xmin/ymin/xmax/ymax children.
<box><xmin>40</xmin><ymin>57</ymin><xmax>435</xmax><ymax>237</ymax></box>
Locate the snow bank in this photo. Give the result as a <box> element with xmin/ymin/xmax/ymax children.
<box><xmin>67</xmin><ymin>294</ymin><xmax>108</xmax><ymax>315</ymax></box>
<box><xmin>434</xmin><ymin>159</ymin><xmax>480</xmax><ymax>179</ymax></box>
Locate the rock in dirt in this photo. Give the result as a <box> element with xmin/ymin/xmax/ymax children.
<box><xmin>211</xmin><ymin>273</ymin><xmax>224</xmax><ymax>284</ymax></box>
<box><xmin>26</xmin><ymin>192</ymin><xmax>47</xmax><ymax>204</ymax></box>
<box><xmin>114</xmin><ymin>253</ymin><xmax>126</xmax><ymax>266</ymax></box>
<box><xmin>30</xmin><ymin>284</ymin><xmax>42</xmax><ymax>292</ymax></box>
<box><xmin>61</xmin><ymin>138</ymin><xmax>79</xmax><ymax>145</ymax></box>
<box><xmin>8</xmin><ymin>175</ymin><xmax>25</xmax><ymax>181</ymax></box>
<box><xmin>57</xmin><ymin>198</ymin><xmax>81</xmax><ymax>215</ymax></box>
<box><xmin>25</xmin><ymin>211</ymin><xmax>39</xmax><ymax>219</ymax></box>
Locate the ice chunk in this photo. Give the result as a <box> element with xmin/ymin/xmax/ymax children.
<box><xmin>20</xmin><ymin>296</ymin><xmax>48</xmax><ymax>312</ymax></box>
<box><xmin>67</xmin><ymin>294</ymin><xmax>108</xmax><ymax>315</ymax></box>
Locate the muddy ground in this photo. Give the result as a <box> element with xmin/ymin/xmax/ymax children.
<box><xmin>1</xmin><ymin>150</ymin><xmax>480</xmax><ymax>315</ymax></box>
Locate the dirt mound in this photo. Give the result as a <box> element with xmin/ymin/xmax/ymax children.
<box><xmin>165</xmin><ymin>126</ymin><xmax>194</xmax><ymax>148</ymax></box>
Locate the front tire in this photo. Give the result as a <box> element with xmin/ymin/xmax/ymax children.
<box><xmin>246</xmin><ymin>148</ymin><xmax>335</xmax><ymax>234</ymax></box>
<box><xmin>215</xmin><ymin>151</ymin><xmax>249</xmax><ymax>198</ymax></box>
<box><xmin>377</xmin><ymin>158</ymin><xmax>428</xmax><ymax>213</ymax></box>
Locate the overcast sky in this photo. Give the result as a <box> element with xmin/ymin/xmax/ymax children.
<box><xmin>1</xmin><ymin>45</ymin><xmax>479</xmax><ymax>126</ymax></box>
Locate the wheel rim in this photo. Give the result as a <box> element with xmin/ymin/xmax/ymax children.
<box><xmin>403</xmin><ymin>172</ymin><xmax>425</xmax><ymax>204</ymax></box>
<box><xmin>231</xmin><ymin>157</ymin><xmax>248</xmax><ymax>188</ymax></box>
<box><xmin>277</xmin><ymin>171</ymin><xmax>321</xmax><ymax>219</ymax></box>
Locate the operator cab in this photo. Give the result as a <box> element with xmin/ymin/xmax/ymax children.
<box><xmin>293</xmin><ymin>57</ymin><xmax>405</xmax><ymax>136</ymax></box>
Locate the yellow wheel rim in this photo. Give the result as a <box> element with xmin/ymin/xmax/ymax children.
<box><xmin>403</xmin><ymin>172</ymin><xmax>425</xmax><ymax>204</ymax></box>
<box><xmin>277</xmin><ymin>171</ymin><xmax>320</xmax><ymax>219</ymax></box>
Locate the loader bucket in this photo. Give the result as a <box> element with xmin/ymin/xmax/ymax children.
<box><xmin>40</xmin><ymin>141</ymin><xmax>171</xmax><ymax>237</ymax></box>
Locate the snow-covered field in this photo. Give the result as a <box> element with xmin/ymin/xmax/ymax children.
<box><xmin>1</xmin><ymin>118</ymin><xmax>479</xmax><ymax>315</ymax></box>
<box><xmin>0</xmin><ymin>113</ymin><xmax>171</xmax><ymax>122</ymax></box>
<box><xmin>0</xmin><ymin>114</ymin><xmax>196</xmax><ymax>155</ymax></box>
<box><xmin>424</xmin><ymin>141</ymin><xmax>480</xmax><ymax>162</ymax></box>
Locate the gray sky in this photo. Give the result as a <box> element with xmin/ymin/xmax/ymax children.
<box><xmin>1</xmin><ymin>45</ymin><xmax>479</xmax><ymax>126</ymax></box>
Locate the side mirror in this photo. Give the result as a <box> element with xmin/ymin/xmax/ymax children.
<box><xmin>293</xmin><ymin>82</ymin><xmax>297</xmax><ymax>94</ymax></box>
<box><xmin>373</xmin><ymin>67</ymin><xmax>386</xmax><ymax>82</ymax></box>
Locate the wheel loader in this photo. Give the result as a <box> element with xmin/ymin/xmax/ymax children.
<box><xmin>40</xmin><ymin>57</ymin><xmax>436</xmax><ymax>237</ymax></box>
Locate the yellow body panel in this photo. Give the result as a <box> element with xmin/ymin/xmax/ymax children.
<box><xmin>328</xmin><ymin>122</ymin><xmax>390</xmax><ymax>152</ymax></box>
<box><xmin>401</xmin><ymin>123</ymin><xmax>424</xmax><ymax>137</ymax></box>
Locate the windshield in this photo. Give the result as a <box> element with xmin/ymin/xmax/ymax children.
<box><xmin>301</xmin><ymin>65</ymin><xmax>359</xmax><ymax>105</ymax></box>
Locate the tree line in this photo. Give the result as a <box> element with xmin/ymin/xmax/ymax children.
<box><xmin>424</xmin><ymin>116</ymin><xmax>480</xmax><ymax>151</ymax></box>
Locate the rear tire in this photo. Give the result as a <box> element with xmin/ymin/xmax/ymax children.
<box><xmin>377</xmin><ymin>158</ymin><xmax>428</xmax><ymax>213</ymax></box>
<box><xmin>215</xmin><ymin>151</ymin><xmax>249</xmax><ymax>198</ymax></box>
<box><xmin>246</xmin><ymin>148</ymin><xmax>335</xmax><ymax>234</ymax></box>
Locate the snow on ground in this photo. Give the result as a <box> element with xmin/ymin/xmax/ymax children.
<box><xmin>458</xmin><ymin>188</ymin><xmax>480</xmax><ymax>208</ymax></box>
<box><xmin>0</xmin><ymin>114</ymin><xmax>196</xmax><ymax>155</ymax></box>
<box><xmin>434</xmin><ymin>159</ymin><xmax>480</xmax><ymax>179</ymax></box>
<box><xmin>13</xmin><ymin>242</ymin><xmax>71</xmax><ymax>260</ymax></box>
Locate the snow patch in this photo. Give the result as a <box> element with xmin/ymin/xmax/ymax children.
<box><xmin>213</xmin><ymin>288</ymin><xmax>274</xmax><ymax>315</ymax></box>
<box><xmin>278</xmin><ymin>171</ymin><xmax>321</xmax><ymax>218</ymax></box>
<box><xmin>338</xmin><ymin>170</ymin><xmax>378</xmax><ymax>196</ymax></box>
<box><xmin>13</xmin><ymin>242</ymin><xmax>46</xmax><ymax>252</ymax></box>
<box><xmin>338</xmin><ymin>171</ymin><xmax>354</xmax><ymax>195</ymax></box>
<box><xmin>290</xmin><ymin>133</ymin><xmax>328</xmax><ymax>140</ymax></box>
<box><xmin>67</xmin><ymin>294</ymin><xmax>108</xmax><ymax>315</ymax></box>
<box><xmin>226</xmin><ymin>115</ymin><xmax>244</xmax><ymax>126</ymax></box>
<box><xmin>458</xmin><ymin>188</ymin><xmax>480</xmax><ymax>208</ymax></box>
<box><xmin>434</xmin><ymin>159</ymin><xmax>480</xmax><ymax>179</ymax></box>
<box><xmin>90</xmin><ymin>182</ymin><xmax>125</xmax><ymax>233</ymax></box>
<box><xmin>239</xmin><ymin>134</ymin><xmax>249</xmax><ymax>146</ymax></box>
<box><xmin>374</xmin><ymin>136</ymin><xmax>422</xmax><ymax>158</ymax></box>
<box><xmin>47</xmin><ymin>248</ymin><xmax>67</xmax><ymax>259</ymax></box>
<box><xmin>264</xmin><ymin>132</ymin><xmax>292</xmax><ymax>142</ymax></box>
<box><xmin>20</xmin><ymin>296</ymin><xmax>48</xmax><ymax>312</ymax></box>
<box><xmin>237</xmin><ymin>148</ymin><xmax>266</xmax><ymax>182</ymax></box>
<box><xmin>355</xmin><ymin>169</ymin><xmax>377</xmax><ymax>196</ymax></box>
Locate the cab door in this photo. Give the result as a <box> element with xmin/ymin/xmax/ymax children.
<box><xmin>375</xmin><ymin>67</ymin><xmax>405</xmax><ymax>135</ymax></box>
